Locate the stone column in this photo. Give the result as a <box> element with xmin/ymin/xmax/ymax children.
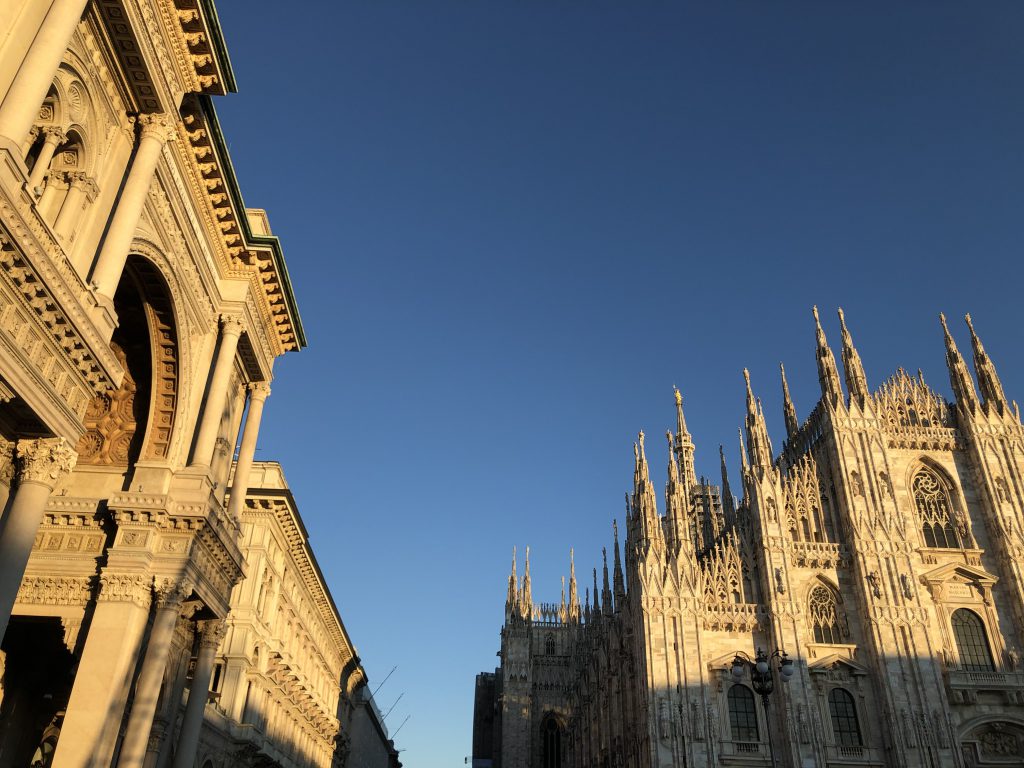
<box><xmin>191</xmin><ymin>316</ymin><xmax>243</xmax><ymax>468</ymax></box>
<box><xmin>26</xmin><ymin>126</ymin><xmax>65</xmax><ymax>190</ymax></box>
<box><xmin>90</xmin><ymin>114</ymin><xmax>173</xmax><ymax>301</ymax></box>
<box><xmin>0</xmin><ymin>437</ymin><xmax>76</xmax><ymax>643</ymax></box>
<box><xmin>0</xmin><ymin>0</ymin><xmax>89</xmax><ymax>145</ymax></box>
<box><xmin>20</xmin><ymin>126</ymin><xmax>40</xmax><ymax>157</ymax></box>
<box><xmin>50</xmin><ymin>573</ymin><xmax>152</xmax><ymax>768</ymax></box>
<box><xmin>171</xmin><ymin>619</ymin><xmax>225</xmax><ymax>768</ymax></box>
<box><xmin>117</xmin><ymin>579</ymin><xmax>191</xmax><ymax>768</ymax></box>
<box><xmin>53</xmin><ymin>171</ymin><xmax>94</xmax><ymax>239</ymax></box>
<box><xmin>226</xmin><ymin>383</ymin><xmax>270</xmax><ymax>521</ymax></box>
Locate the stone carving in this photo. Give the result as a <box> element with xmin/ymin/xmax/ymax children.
<box><xmin>900</xmin><ymin>573</ymin><xmax>914</xmax><ymax>599</ymax></box>
<box><xmin>978</xmin><ymin>724</ymin><xmax>1019</xmax><ymax>757</ymax></box>
<box><xmin>775</xmin><ymin>567</ymin><xmax>787</xmax><ymax>594</ymax></box>
<box><xmin>16</xmin><ymin>576</ymin><xmax>91</xmax><ymax>606</ymax></box>
<box><xmin>867</xmin><ymin>571</ymin><xmax>882</xmax><ymax>598</ymax></box>
<box><xmin>155</xmin><ymin>578</ymin><xmax>193</xmax><ymax>608</ymax></box>
<box><xmin>98</xmin><ymin>573</ymin><xmax>151</xmax><ymax>607</ymax></box>
<box><xmin>199</xmin><ymin>618</ymin><xmax>228</xmax><ymax>649</ymax></box>
<box><xmin>15</xmin><ymin>437</ymin><xmax>77</xmax><ymax>487</ymax></box>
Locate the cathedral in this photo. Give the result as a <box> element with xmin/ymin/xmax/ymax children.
<box><xmin>0</xmin><ymin>1</ymin><xmax>397</xmax><ymax>767</ymax></box>
<box><xmin>474</xmin><ymin>308</ymin><xmax>1024</xmax><ymax>768</ymax></box>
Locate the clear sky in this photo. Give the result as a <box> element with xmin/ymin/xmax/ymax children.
<box><xmin>213</xmin><ymin>3</ymin><xmax>1023</xmax><ymax>765</ymax></box>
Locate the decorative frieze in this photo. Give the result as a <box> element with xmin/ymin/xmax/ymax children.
<box><xmin>16</xmin><ymin>576</ymin><xmax>91</xmax><ymax>606</ymax></box>
<box><xmin>97</xmin><ymin>572</ymin><xmax>151</xmax><ymax>608</ymax></box>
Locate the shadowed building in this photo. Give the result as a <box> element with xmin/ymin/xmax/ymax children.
<box><xmin>0</xmin><ymin>1</ymin><xmax>397</xmax><ymax>766</ymax></box>
<box><xmin>475</xmin><ymin>309</ymin><xmax>1024</xmax><ymax>768</ymax></box>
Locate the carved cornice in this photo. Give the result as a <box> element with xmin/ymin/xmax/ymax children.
<box><xmin>16</xmin><ymin>437</ymin><xmax>77</xmax><ymax>487</ymax></box>
<box><xmin>16</xmin><ymin>576</ymin><xmax>92</xmax><ymax>606</ymax></box>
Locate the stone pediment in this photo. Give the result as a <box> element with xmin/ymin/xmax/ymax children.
<box><xmin>921</xmin><ymin>561</ymin><xmax>998</xmax><ymax>587</ymax></box>
<box><xmin>808</xmin><ymin>654</ymin><xmax>869</xmax><ymax>676</ymax></box>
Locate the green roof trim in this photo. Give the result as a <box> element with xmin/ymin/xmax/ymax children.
<box><xmin>199</xmin><ymin>0</ymin><xmax>238</xmax><ymax>93</ymax></box>
<box><xmin>199</xmin><ymin>95</ymin><xmax>307</xmax><ymax>349</ymax></box>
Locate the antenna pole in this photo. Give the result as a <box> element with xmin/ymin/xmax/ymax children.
<box><xmin>371</xmin><ymin>666</ymin><xmax>398</xmax><ymax>697</ymax></box>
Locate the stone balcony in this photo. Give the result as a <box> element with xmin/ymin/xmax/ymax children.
<box><xmin>946</xmin><ymin>668</ymin><xmax>1024</xmax><ymax>705</ymax></box>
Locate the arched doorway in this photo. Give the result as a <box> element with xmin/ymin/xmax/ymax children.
<box><xmin>75</xmin><ymin>256</ymin><xmax>179</xmax><ymax>485</ymax></box>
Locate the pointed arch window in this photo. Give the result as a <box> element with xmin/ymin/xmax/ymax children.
<box><xmin>809</xmin><ymin>584</ymin><xmax>842</xmax><ymax>644</ymax></box>
<box><xmin>828</xmin><ymin>688</ymin><xmax>862</xmax><ymax>746</ymax></box>
<box><xmin>913</xmin><ymin>467</ymin><xmax>961</xmax><ymax>549</ymax></box>
<box><xmin>727</xmin><ymin>684</ymin><xmax>759</xmax><ymax>742</ymax></box>
<box><xmin>541</xmin><ymin>714</ymin><xmax>562</xmax><ymax>768</ymax></box>
<box><xmin>952</xmin><ymin>609</ymin><xmax>995</xmax><ymax>672</ymax></box>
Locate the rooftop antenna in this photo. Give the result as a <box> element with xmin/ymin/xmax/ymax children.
<box><xmin>371</xmin><ymin>666</ymin><xmax>397</xmax><ymax>697</ymax></box>
<box><xmin>392</xmin><ymin>715</ymin><xmax>411</xmax><ymax>738</ymax></box>
<box><xmin>382</xmin><ymin>691</ymin><xmax>404</xmax><ymax>721</ymax></box>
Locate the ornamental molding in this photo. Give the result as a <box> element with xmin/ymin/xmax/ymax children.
<box><xmin>16</xmin><ymin>576</ymin><xmax>92</xmax><ymax>606</ymax></box>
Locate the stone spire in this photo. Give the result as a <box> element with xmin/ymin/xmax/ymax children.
<box><xmin>665</xmin><ymin>431</ymin><xmax>688</xmax><ymax>551</ymax></box>
<box><xmin>560</xmin><ymin>576</ymin><xmax>566</xmax><ymax>621</ymax></box>
<box><xmin>592</xmin><ymin>567</ymin><xmax>600</xmax><ymax>624</ymax></box>
<box><xmin>633</xmin><ymin>431</ymin><xmax>664</xmax><ymax>551</ymax></box>
<box><xmin>674</xmin><ymin>387</ymin><xmax>697</xmax><ymax>489</ymax></box>
<box><xmin>720</xmin><ymin>444</ymin><xmax>735</xmax><ymax>524</ymax></box>
<box><xmin>965</xmin><ymin>313</ymin><xmax>1008</xmax><ymax>415</ymax></box>
<box><xmin>780</xmin><ymin>363</ymin><xmax>799</xmax><ymax>439</ymax></box>
<box><xmin>813</xmin><ymin>306</ymin><xmax>844</xmax><ymax>406</ymax></box>
<box><xmin>612</xmin><ymin>519</ymin><xmax>626</xmax><ymax>609</ymax></box>
<box><xmin>940</xmin><ymin>313</ymin><xmax>979</xmax><ymax>413</ymax></box>
<box><xmin>568</xmin><ymin>548</ymin><xmax>580</xmax><ymax>622</ymax></box>
<box><xmin>583</xmin><ymin>587</ymin><xmax>590</xmax><ymax>623</ymax></box>
<box><xmin>838</xmin><ymin>308</ymin><xmax>869</xmax><ymax>406</ymax></box>
<box><xmin>506</xmin><ymin>546</ymin><xmax>518</xmax><ymax>612</ymax></box>
<box><xmin>743</xmin><ymin>369</ymin><xmax>774</xmax><ymax>469</ymax></box>
<box><xmin>520</xmin><ymin>545</ymin><xmax>533</xmax><ymax>619</ymax></box>
<box><xmin>601</xmin><ymin>547</ymin><xmax>612</xmax><ymax>616</ymax></box>
<box><xmin>738</xmin><ymin>427</ymin><xmax>748</xmax><ymax>473</ymax></box>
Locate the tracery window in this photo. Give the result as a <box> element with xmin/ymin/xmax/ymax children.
<box><xmin>828</xmin><ymin>688</ymin><xmax>862</xmax><ymax>746</ymax></box>
<box><xmin>542</xmin><ymin>715</ymin><xmax>562</xmax><ymax>768</ymax></box>
<box><xmin>727</xmin><ymin>684</ymin><xmax>759</xmax><ymax>742</ymax></box>
<box><xmin>952</xmin><ymin>609</ymin><xmax>995</xmax><ymax>672</ymax></box>
<box><xmin>809</xmin><ymin>584</ymin><xmax>841</xmax><ymax>644</ymax></box>
<box><xmin>545</xmin><ymin>635</ymin><xmax>556</xmax><ymax>655</ymax></box>
<box><xmin>913</xmin><ymin>467</ymin><xmax>961</xmax><ymax>549</ymax></box>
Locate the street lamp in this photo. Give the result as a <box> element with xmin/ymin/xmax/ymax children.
<box><xmin>730</xmin><ymin>648</ymin><xmax>794</xmax><ymax>767</ymax></box>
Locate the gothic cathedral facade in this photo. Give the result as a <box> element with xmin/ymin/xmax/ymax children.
<box><xmin>474</xmin><ymin>308</ymin><xmax>1024</xmax><ymax>768</ymax></box>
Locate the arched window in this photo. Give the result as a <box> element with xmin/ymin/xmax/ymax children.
<box><xmin>541</xmin><ymin>714</ymin><xmax>562</xmax><ymax>768</ymax></box>
<box><xmin>913</xmin><ymin>467</ymin><xmax>961</xmax><ymax>548</ymax></box>
<box><xmin>809</xmin><ymin>585</ymin><xmax>841</xmax><ymax>644</ymax></box>
<box><xmin>545</xmin><ymin>635</ymin><xmax>556</xmax><ymax>655</ymax></box>
<box><xmin>727</xmin><ymin>684</ymin><xmax>759</xmax><ymax>742</ymax></box>
<box><xmin>828</xmin><ymin>688</ymin><xmax>862</xmax><ymax>746</ymax></box>
<box><xmin>952</xmin><ymin>609</ymin><xmax>995</xmax><ymax>672</ymax></box>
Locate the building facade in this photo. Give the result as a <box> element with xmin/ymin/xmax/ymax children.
<box><xmin>0</xmin><ymin>2</ymin><xmax>397</xmax><ymax>767</ymax></box>
<box><xmin>475</xmin><ymin>309</ymin><xmax>1024</xmax><ymax>768</ymax></box>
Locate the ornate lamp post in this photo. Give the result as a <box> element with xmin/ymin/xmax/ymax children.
<box><xmin>730</xmin><ymin>648</ymin><xmax>794</xmax><ymax>767</ymax></box>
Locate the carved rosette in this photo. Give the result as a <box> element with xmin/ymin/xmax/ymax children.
<box><xmin>15</xmin><ymin>437</ymin><xmax>77</xmax><ymax>488</ymax></box>
<box><xmin>98</xmin><ymin>573</ymin><xmax>152</xmax><ymax>608</ymax></box>
<box><xmin>199</xmin><ymin>618</ymin><xmax>227</xmax><ymax>649</ymax></box>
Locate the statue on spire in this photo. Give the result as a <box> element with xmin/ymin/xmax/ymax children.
<box><xmin>780</xmin><ymin>363</ymin><xmax>799</xmax><ymax>439</ymax></box>
<box><xmin>813</xmin><ymin>306</ymin><xmax>844</xmax><ymax>406</ymax></box>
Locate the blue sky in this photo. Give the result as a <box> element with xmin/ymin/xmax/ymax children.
<box><xmin>213</xmin><ymin>3</ymin><xmax>1024</xmax><ymax>765</ymax></box>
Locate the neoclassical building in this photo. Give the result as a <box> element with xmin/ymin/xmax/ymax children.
<box><xmin>475</xmin><ymin>309</ymin><xmax>1024</xmax><ymax>768</ymax></box>
<box><xmin>0</xmin><ymin>2</ymin><xmax>397</xmax><ymax>767</ymax></box>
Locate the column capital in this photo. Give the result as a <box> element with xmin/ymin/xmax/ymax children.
<box><xmin>134</xmin><ymin>113</ymin><xmax>176</xmax><ymax>143</ymax></box>
<box><xmin>15</xmin><ymin>437</ymin><xmax>77</xmax><ymax>488</ymax></box>
<box><xmin>220</xmin><ymin>314</ymin><xmax>244</xmax><ymax>337</ymax></box>
<box><xmin>154</xmin><ymin>577</ymin><xmax>193</xmax><ymax>609</ymax></box>
<box><xmin>248</xmin><ymin>381</ymin><xmax>271</xmax><ymax>401</ymax></box>
<box><xmin>198</xmin><ymin>618</ymin><xmax>227</xmax><ymax>649</ymax></box>
<box><xmin>40</xmin><ymin>125</ymin><xmax>66</xmax><ymax>143</ymax></box>
<box><xmin>97</xmin><ymin>572</ymin><xmax>152</xmax><ymax>608</ymax></box>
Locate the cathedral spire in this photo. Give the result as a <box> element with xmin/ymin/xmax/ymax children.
<box><xmin>720</xmin><ymin>444</ymin><xmax>735</xmax><ymax>523</ymax></box>
<box><xmin>837</xmin><ymin>308</ymin><xmax>869</xmax><ymax>406</ymax></box>
<box><xmin>940</xmin><ymin>313</ymin><xmax>979</xmax><ymax>413</ymax></box>
<box><xmin>601</xmin><ymin>547</ymin><xmax>612</xmax><ymax>616</ymax></box>
<box><xmin>560</xmin><ymin>575</ymin><xmax>566</xmax><ymax>622</ymax></box>
<box><xmin>813</xmin><ymin>306</ymin><xmax>844</xmax><ymax>406</ymax></box>
<box><xmin>633</xmin><ymin>431</ymin><xmax>664</xmax><ymax>551</ymax></box>
<box><xmin>743</xmin><ymin>369</ymin><xmax>774</xmax><ymax>469</ymax></box>
<box><xmin>780</xmin><ymin>363</ymin><xmax>799</xmax><ymax>439</ymax></box>
<box><xmin>738</xmin><ymin>427</ymin><xmax>748</xmax><ymax>472</ymax></box>
<box><xmin>506</xmin><ymin>546</ymin><xmax>518</xmax><ymax>613</ymax></box>
<box><xmin>568</xmin><ymin>548</ymin><xmax>580</xmax><ymax>622</ymax></box>
<box><xmin>674</xmin><ymin>388</ymin><xmax>697</xmax><ymax>488</ymax></box>
<box><xmin>965</xmin><ymin>313</ymin><xmax>1008</xmax><ymax>415</ymax></box>
<box><xmin>612</xmin><ymin>519</ymin><xmax>626</xmax><ymax>609</ymax></box>
<box><xmin>666</xmin><ymin>431</ymin><xmax>688</xmax><ymax>551</ymax></box>
<box><xmin>520</xmin><ymin>545</ymin><xmax>533</xmax><ymax>619</ymax></box>
<box><xmin>591</xmin><ymin>567</ymin><xmax>600</xmax><ymax>624</ymax></box>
